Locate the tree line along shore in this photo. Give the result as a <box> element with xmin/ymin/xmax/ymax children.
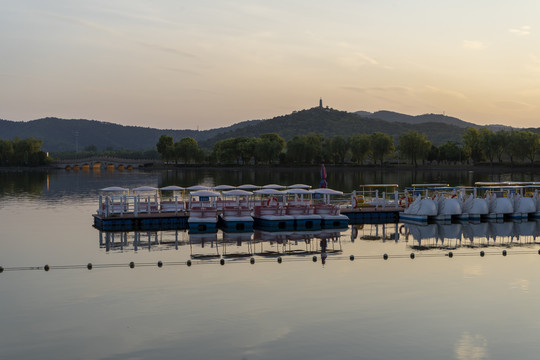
<box><xmin>2</xmin><ymin>127</ymin><xmax>540</xmax><ymax>168</ymax></box>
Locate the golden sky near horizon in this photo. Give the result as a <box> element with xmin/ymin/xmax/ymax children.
<box><xmin>1</xmin><ymin>0</ymin><xmax>539</xmax><ymax>130</ymax></box>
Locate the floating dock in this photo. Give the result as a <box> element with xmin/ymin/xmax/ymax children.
<box><xmin>94</xmin><ymin>206</ymin><xmax>403</xmax><ymax>231</ymax></box>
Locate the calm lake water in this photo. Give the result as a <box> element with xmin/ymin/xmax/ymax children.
<box><xmin>2</xmin><ymin>167</ymin><xmax>540</xmax><ymax>359</ymax></box>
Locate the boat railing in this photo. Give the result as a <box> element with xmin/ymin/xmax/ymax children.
<box><xmin>350</xmin><ymin>189</ymin><xmax>401</xmax><ymax>210</ymax></box>
<box><xmin>222</xmin><ymin>206</ymin><xmax>251</xmax><ymax>217</ymax></box>
<box><xmin>189</xmin><ymin>206</ymin><xmax>217</xmax><ymax>219</ymax></box>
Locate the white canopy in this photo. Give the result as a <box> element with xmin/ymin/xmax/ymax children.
<box><xmin>100</xmin><ymin>186</ymin><xmax>128</xmax><ymax>192</ymax></box>
<box><xmin>237</xmin><ymin>184</ymin><xmax>260</xmax><ymax>190</ymax></box>
<box><xmin>132</xmin><ymin>186</ymin><xmax>158</xmax><ymax>192</ymax></box>
<box><xmin>254</xmin><ymin>189</ymin><xmax>285</xmax><ymax>195</ymax></box>
<box><xmin>189</xmin><ymin>190</ymin><xmax>220</xmax><ymax>197</ymax></box>
<box><xmin>285</xmin><ymin>188</ymin><xmax>312</xmax><ymax>195</ymax></box>
<box><xmin>160</xmin><ymin>185</ymin><xmax>185</xmax><ymax>191</ymax></box>
<box><xmin>222</xmin><ymin>189</ymin><xmax>253</xmax><ymax>196</ymax></box>
<box><xmin>287</xmin><ymin>184</ymin><xmax>312</xmax><ymax>189</ymax></box>
<box><xmin>262</xmin><ymin>184</ymin><xmax>285</xmax><ymax>189</ymax></box>
<box><xmin>187</xmin><ymin>185</ymin><xmax>210</xmax><ymax>191</ymax></box>
<box><xmin>214</xmin><ymin>185</ymin><xmax>236</xmax><ymax>190</ymax></box>
<box><xmin>311</xmin><ymin>188</ymin><xmax>343</xmax><ymax>195</ymax></box>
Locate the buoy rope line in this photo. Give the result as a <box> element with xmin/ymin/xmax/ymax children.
<box><xmin>1</xmin><ymin>249</ymin><xmax>539</xmax><ymax>273</ymax></box>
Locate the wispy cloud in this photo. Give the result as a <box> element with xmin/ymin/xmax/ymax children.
<box><xmin>43</xmin><ymin>11</ymin><xmax>122</xmax><ymax>36</ymax></box>
<box><xmin>136</xmin><ymin>41</ymin><xmax>197</xmax><ymax>58</ymax></box>
<box><xmin>462</xmin><ymin>40</ymin><xmax>485</xmax><ymax>50</ymax></box>
<box><xmin>509</xmin><ymin>25</ymin><xmax>531</xmax><ymax>36</ymax></box>
<box><xmin>159</xmin><ymin>66</ymin><xmax>201</xmax><ymax>76</ymax></box>
<box><xmin>337</xmin><ymin>52</ymin><xmax>379</xmax><ymax>69</ymax></box>
<box><xmin>494</xmin><ymin>100</ymin><xmax>535</xmax><ymax>110</ymax></box>
<box><xmin>343</xmin><ymin>86</ymin><xmax>413</xmax><ymax>95</ymax></box>
<box><xmin>424</xmin><ymin>85</ymin><xmax>466</xmax><ymax>99</ymax></box>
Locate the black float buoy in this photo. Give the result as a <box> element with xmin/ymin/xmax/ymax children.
<box><xmin>0</xmin><ymin>266</ymin><xmax>4</xmax><ymax>273</ymax></box>
<box><xmin>349</xmin><ymin>255</ymin><xmax>355</xmax><ymax>261</ymax></box>
<box><xmin>87</xmin><ymin>263</ymin><xmax>93</xmax><ymax>270</ymax></box>
<box><xmin>129</xmin><ymin>261</ymin><xmax>135</xmax><ymax>269</ymax></box>
<box><xmin>312</xmin><ymin>256</ymin><xmax>317</xmax><ymax>262</ymax></box>
<box><xmin>250</xmin><ymin>257</ymin><xmax>255</xmax><ymax>264</ymax></box>
<box><xmin>410</xmin><ymin>253</ymin><xmax>415</xmax><ymax>259</ymax></box>
<box><xmin>277</xmin><ymin>256</ymin><xmax>282</xmax><ymax>263</ymax></box>
<box><xmin>448</xmin><ymin>251</ymin><xmax>453</xmax><ymax>258</ymax></box>
<box><xmin>502</xmin><ymin>250</ymin><xmax>507</xmax><ymax>256</ymax></box>
<box><xmin>480</xmin><ymin>250</ymin><xmax>485</xmax><ymax>257</ymax></box>
<box><xmin>383</xmin><ymin>253</ymin><xmax>388</xmax><ymax>260</ymax></box>
<box><xmin>538</xmin><ymin>249</ymin><xmax>540</xmax><ymax>255</ymax></box>
<box><xmin>220</xmin><ymin>259</ymin><xmax>225</xmax><ymax>265</ymax></box>
<box><xmin>44</xmin><ymin>264</ymin><xmax>50</xmax><ymax>271</ymax></box>
<box><xmin>186</xmin><ymin>260</ymin><xmax>192</xmax><ymax>267</ymax></box>
<box><xmin>157</xmin><ymin>261</ymin><xmax>163</xmax><ymax>268</ymax></box>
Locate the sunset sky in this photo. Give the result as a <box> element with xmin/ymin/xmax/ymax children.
<box><xmin>1</xmin><ymin>0</ymin><xmax>539</xmax><ymax>130</ymax></box>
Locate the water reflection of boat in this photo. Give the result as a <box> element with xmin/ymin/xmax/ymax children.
<box><xmin>221</xmin><ymin>231</ymin><xmax>255</xmax><ymax>258</ymax></box>
<box><xmin>360</xmin><ymin>223</ymin><xmax>400</xmax><ymax>242</ymax></box>
<box><xmin>404</xmin><ymin>220</ymin><xmax>540</xmax><ymax>250</ymax></box>
<box><xmin>252</xmin><ymin>229</ymin><xmax>344</xmax><ymax>257</ymax></box>
<box><xmin>189</xmin><ymin>232</ymin><xmax>220</xmax><ymax>259</ymax></box>
<box><xmin>98</xmin><ymin>229</ymin><xmax>189</xmax><ymax>252</ymax></box>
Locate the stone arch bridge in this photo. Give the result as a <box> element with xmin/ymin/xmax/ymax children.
<box><xmin>53</xmin><ymin>157</ymin><xmax>161</xmax><ymax>171</ymax></box>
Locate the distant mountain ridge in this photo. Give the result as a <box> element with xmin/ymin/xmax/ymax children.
<box><xmin>0</xmin><ymin>117</ymin><xmax>261</xmax><ymax>152</ymax></box>
<box><xmin>355</xmin><ymin>110</ymin><xmax>512</xmax><ymax>131</ymax></box>
<box><xmin>0</xmin><ymin>108</ymin><xmax>513</xmax><ymax>152</ymax></box>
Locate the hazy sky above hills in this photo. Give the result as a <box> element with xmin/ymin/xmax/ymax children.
<box><xmin>1</xmin><ymin>0</ymin><xmax>539</xmax><ymax>130</ymax></box>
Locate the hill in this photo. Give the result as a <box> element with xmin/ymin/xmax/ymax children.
<box><xmin>199</xmin><ymin>107</ymin><xmax>466</xmax><ymax>147</ymax></box>
<box><xmin>355</xmin><ymin>110</ymin><xmax>512</xmax><ymax>131</ymax></box>
<box><xmin>0</xmin><ymin>117</ymin><xmax>261</xmax><ymax>152</ymax></box>
<box><xmin>2</xmin><ymin>107</ymin><xmax>505</xmax><ymax>152</ymax></box>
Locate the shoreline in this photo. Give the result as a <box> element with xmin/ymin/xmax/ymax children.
<box><xmin>1</xmin><ymin>163</ymin><xmax>539</xmax><ymax>173</ymax></box>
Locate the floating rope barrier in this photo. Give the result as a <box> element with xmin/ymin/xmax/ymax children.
<box><xmin>1</xmin><ymin>248</ymin><xmax>540</xmax><ymax>273</ymax></box>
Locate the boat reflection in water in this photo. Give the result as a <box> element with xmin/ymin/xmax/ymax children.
<box><xmin>402</xmin><ymin>220</ymin><xmax>540</xmax><ymax>250</ymax></box>
<box><xmin>97</xmin><ymin>227</ymin><xmax>347</xmax><ymax>260</ymax></box>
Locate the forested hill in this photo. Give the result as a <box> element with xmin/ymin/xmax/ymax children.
<box><xmin>199</xmin><ymin>107</ymin><xmax>465</xmax><ymax>148</ymax></box>
<box><xmin>1</xmin><ymin>108</ymin><xmax>475</xmax><ymax>152</ymax></box>
<box><xmin>0</xmin><ymin>117</ymin><xmax>261</xmax><ymax>152</ymax></box>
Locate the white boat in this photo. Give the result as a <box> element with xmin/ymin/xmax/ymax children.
<box><xmin>433</xmin><ymin>193</ymin><xmax>462</xmax><ymax>221</ymax></box>
<box><xmin>217</xmin><ymin>189</ymin><xmax>254</xmax><ymax>232</ymax></box>
<box><xmin>399</xmin><ymin>184</ymin><xmax>447</xmax><ymax>222</ymax></box>
<box><xmin>252</xmin><ymin>189</ymin><xmax>295</xmax><ymax>230</ymax></box>
<box><xmin>284</xmin><ymin>188</ymin><xmax>322</xmax><ymax>230</ymax></box>
<box><xmin>400</xmin><ymin>196</ymin><xmax>438</xmax><ymax>222</ymax></box>
<box><xmin>311</xmin><ymin>188</ymin><xmax>349</xmax><ymax>228</ymax></box>
<box><xmin>187</xmin><ymin>190</ymin><xmax>220</xmax><ymax>233</ymax></box>
<box><xmin>459</xmin><ymin>191</ymin><xmax>489</xmax><ymax>221</ymax></box>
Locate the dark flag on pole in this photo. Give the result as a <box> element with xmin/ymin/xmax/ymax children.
<box><xmin>319</xmin><ymin>164</ymin><xmax>327</xmax><ymax>188</ymax></box>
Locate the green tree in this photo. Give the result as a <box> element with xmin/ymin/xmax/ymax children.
<box><xmin>462</xmin><ymin>128</ymin><xmax>483</xmax><ymax>163</ymax></box>
<box><xmin>213</xmin><ymin>138</ymin><xmax>244</xmax><ymax>164</ymax></box>
<box><xmin>478</xmin><ymin>128</ymin><xmax>500</xmax><ymax>166</ymax></box>
<box><xmin>256</xmin><ymin>133</ymin><xmax>285</xmax><ymax>164</ymax></box>
<box><xmin>175</xmin><ymin>137</ymin><xmax>200</xmax><ymax>164</ymax></box>
<box><xmin>330</xmin><ymin>136</ymin><xmax>348</xmax><ymax>164</ymax></box>
<box><xmin>518</xmin><ymin>130</ymin><xmax>540</xmax><ymax>164</ymax></box>
<box><xmin>504</xmin><ymin>131</ymin><xmax>521</xmax><ymax>166</ymax></box>
<box><xmin>156</xmin><ymin>135</ymin><xmax>174</xmax><ymax>163</ymax></box>
<box><xmin>370</xmin><ymin>132</ymin><xmax>394</xmax><ymax>166</ymax></box>
<box><xmin>348</xmin><ymin>134</ymin><xmax>370</xmax><ymax>165</ymax></box>
<box><xmin>0</xmin><ymin>139</ymin><xmax>15</xmax><ymax>166</ymax></box>
<box><xmin>438</xmin><ymin>141</ymin><xmax>464</xmax><ymax>162</ymax></box>
<box><xmin>397</xmin><ymin>131</ymin><xmax>431</xmax><ymax>166</ymax></box>
<box><xmin>285</xmin><ymin>136</ymin><xmax>305</xmax><ymax>164</ymax></box>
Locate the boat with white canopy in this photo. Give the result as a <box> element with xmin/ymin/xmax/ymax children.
<box><xmin>217</xmin><ymin>189</ymin><xmax>254</xmax><ymax>232</ymax></box>
<box><xmin>188</xmin><ymin>190</ymin><xmax>220</xmax><ymax>232</ymax></box>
